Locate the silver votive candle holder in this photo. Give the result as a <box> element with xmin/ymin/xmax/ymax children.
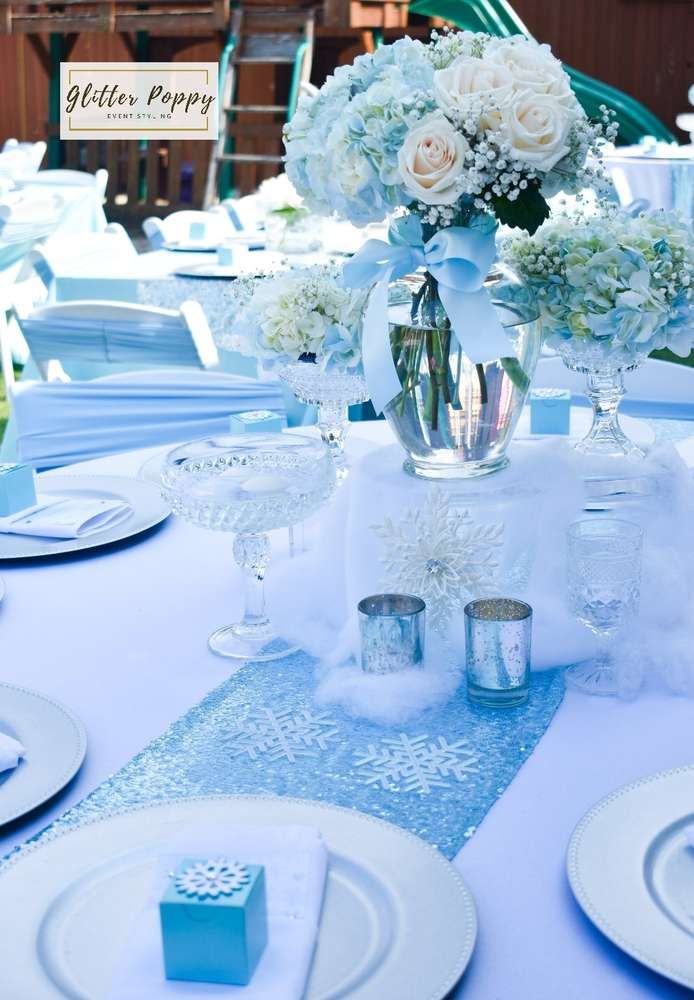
<box><xmin>358</xmin><ymin>594</ymin><xmax>425</xmax><ymax>674</ymax></box>
<box><xmin>464</xmin><ymin>598</ymin><xmax>532</xmax><ymax>707</ymax></box>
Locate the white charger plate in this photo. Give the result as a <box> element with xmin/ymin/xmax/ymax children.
<box><xmin>0</xmin><ymin>475</ymin><xmax>169</xmax><ymax>560</ymax></box>
<box><xmin>162</xmin><ymin>240</ymin><xmax>220</xmax><ymax>253</ymax></box>
<box><xmin>0</xmin><ymin>683</ymin><xmax>86</xmax><ymax>826</ymax></box>
<box><xmin>0</xmin><ymin>795</ymin><xmax>476</xmax><ymax>999</ymax></box>
<box><xmin>568</xmin><ymin>765</ymin><xmax>694</xmax><ymax>989</ymax></box>
<box><xmin>173</xmin><ymin>263</ymin><xmax>239</xmax><ymax>279</ymax></box>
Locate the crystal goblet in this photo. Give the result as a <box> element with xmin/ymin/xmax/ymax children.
<box><xmin>565</xmin><ymin>519</ymin><xmax>643</xmax><ymax>696</ymax></box>
<box><xmin>161</xmin><ymin>433</ymin><xmax>335</xmax><ymax>661</ymax></box>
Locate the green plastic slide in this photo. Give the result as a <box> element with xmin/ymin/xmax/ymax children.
<box><xmin>408</xmin><ymin>0</ymin><xmax>677</xmax><ymax>144</ymax></box>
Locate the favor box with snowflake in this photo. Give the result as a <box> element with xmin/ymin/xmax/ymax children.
<box><xmin>229</xmin><ymin>409</ymin><xmax>283</xmax><ymax>434</ymax></box>
<box><xmin>159</xmin><ymin>857</ymin><xmax>268</xmax><ymax>985</ymax></box>
<box><xmin>529</xmin><ymin>388</ymin><xmax>571</xmax><ymax>435</ymax></box>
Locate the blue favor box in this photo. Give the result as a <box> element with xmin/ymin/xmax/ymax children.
<box><xmin>189</xmin><ymin>221</ymin><xmax>206</xmax><ymax>241</ymax></box>
<box><xmin>530</xmin><ymin>388</ymin><xmax>571</xmax><ymax>435</ymax></box>
<box><xmin>0</xmin><ymin>463</ymin><xmax>36</xmax><ymax>516</ymax></box>
<box><xmin>160</xmin><ymin>857</ymin><xmax>268</xmax><ymax>985</ymax></box>
<box><xmin>229</xmin><ymin>410</ymin><xmax>283</xmax><ymax>434</ymax></box>
<box><xmin>217</xmin><ymin>244</ymin><xmax>234</xmax><ymax>266</ymax></box>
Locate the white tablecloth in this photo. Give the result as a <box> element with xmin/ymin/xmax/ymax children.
<box><xmin>1</xmin><ymin>424</ymin><xmax>694</xmax><ymax>999</ymax></box>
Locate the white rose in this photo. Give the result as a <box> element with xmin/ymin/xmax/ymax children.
<box><xmin>434</xmin><ymin>55</ymin><xmax>513</xmax><ymax>130</ymax></box>
<box><xmin>501</xmin><ymin>91</ymin><xmax>572</xmax><ymax>173</ymax></box>
<box><xmin>488</xmin><ymin>39</ymin><xmax>575</xmax><ymax>107</ymax></box>
<box><xmin>397</xmin><ymin>113</ymin><xmax>469</xmax><ymax>205</ymax></box>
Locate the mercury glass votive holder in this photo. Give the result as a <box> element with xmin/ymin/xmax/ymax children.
<box><xmin>358</xmin><ymin>594</ymin><xmax>426</xmax><ymax>674</ymax></box>
<box><xmin>465</xmin><ymin>598</ymin><xmax>532</xmax><ymax>707</ymax></box>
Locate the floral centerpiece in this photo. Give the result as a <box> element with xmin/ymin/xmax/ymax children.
<box><xmin>284</xmin><ymin>28</ymin><xmax>616</xmax><ymax>478</ymax></box>
<box><xmin>505</xmin><ymin>207</ymin><xmax>694</xmax><ymax>457</ymax></box>
<box><xmin>231</xmin><ymin>266</ymin><xmax>370</xmax><ymax>477</ymax></box>
<box><xmin>253</xmin><ymin>172</ymin><xmax>319</xmax><ymax>253</ymax></box>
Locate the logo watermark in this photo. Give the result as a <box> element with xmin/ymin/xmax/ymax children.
<box><xmin>60</xmin><ymin>62</ymin><xmax>218</xmax><ymax>140</ymax></box>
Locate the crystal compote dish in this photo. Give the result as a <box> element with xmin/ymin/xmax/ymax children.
<box><xmin>161</xmin><ymin>433</ymin><xmax>336</xmax><ymax>661</ymax></box>
<box><xmin>279</xmin><ymin>361</ymin><xmax>370</xmax><ymax>483</ymax></box>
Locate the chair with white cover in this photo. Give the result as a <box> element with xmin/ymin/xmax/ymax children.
<box><xmin>28</xmin><ymin>223</ymin><xmax>137</xmax><ymax>294</ymax></box>
<box><xmin>142</xmin><ymin>207</ymin><xmax>236</xmax><ymax>250</ymax></box>
<box><xmin>17</xmin><ymin>168</ymin><xmax>108</xmax><ymax>198</ymax></box>
<box><xmin>1</xmin><ymin>300</ymin><xmax>285</xmax><ymax>468</ymax></box>
<box><xmin>0</xmin><ymin>139</ymin><xmax>47</xmax><ymax>179</ymax></box>
<box><xmin>535</xmin><ymin>355</ymin><xmax>694</xmax><ymax>420</ymax></box>
<box><xmin>13</xmin><ymin>169</ymin><xmax>109</xmax><ymax>234</ymax></box>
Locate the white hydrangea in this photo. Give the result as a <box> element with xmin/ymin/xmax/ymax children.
<box><xmin>230</xmin><ymin>266</ymin><xmax>369</xmax><ymax>370</ymax></box>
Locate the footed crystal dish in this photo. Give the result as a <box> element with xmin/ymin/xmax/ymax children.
<box><xmin>161</xmin><ymin>433</ymin><xmax>335</xmax><ymax>661</ymax></box>
<box><xmin>279</xmin><ymin>361</ymin><xmax>370</xmax><ymax>482</ymax></box>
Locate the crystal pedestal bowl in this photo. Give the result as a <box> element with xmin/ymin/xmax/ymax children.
<box><xmin>162</xmin><ymin>433</ymin><xmax>335</xmax><ymax>661</ymax></box>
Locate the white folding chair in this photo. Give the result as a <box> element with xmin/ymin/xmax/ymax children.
<box><xmin>142</xmin><ymin>208</ymin><xmax>235</xmax><ymax>249</ymax></box>
<box><xmin>535</xmin><ymin>355</ymin><xmax>694</xmax><ymax>419</ymax></box>
<box><xmin>0</xmin><ymin>140</ymin><xmax>47</xmax><ymax>179</ymax></box>
<box><xmin>17</xmin><ymin>168</ymin><xmax>108</xmax><ymax>200</ymax></box>
<box><xmin>28</xmin><ymin>224</ymin><xmax>137</xmax><ymax>293</ymax></box>
<box><xmin>1</xmin><ymin>299</ymin><xmax>286</xmax><ymax>467</ymax></box>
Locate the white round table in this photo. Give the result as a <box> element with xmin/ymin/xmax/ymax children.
<box><xmin>1</xmin><ymin>425</ymin><xmax>693</xmax><ymax>999</ymax></box>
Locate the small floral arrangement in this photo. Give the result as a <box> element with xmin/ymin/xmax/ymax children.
<box><xmin>231</xmin><ymin>266</ymin><xmax>369</xmax><ymax>370</ymax></box>
<box><xmin>284</xmin><ymin>28</ymin><xmax>615</xmax><ymax>235</ymax></box>
<box><xmin>504</xmin><ymin>208</ymin><xmax>694</xmax><ymax>359</ymax></box>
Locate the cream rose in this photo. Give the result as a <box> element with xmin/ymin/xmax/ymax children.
<box><xmin>433</xmin><ymin>55</ymin><xmax>513</xmax><ymax>130</ymax></box>
<box><xmin>488</xmin><ymin>39</ymin><xmax>575</xmax><ymax>107</ymax></box>
<box><xmin>397</xmin><ymin>113</ymin><xmax>468</xmax><ymax>205</ymax></box>
<box><xmin>501</xmin><ymin>91</ymin><xmax>572</xmax><ymax>172</ymax></box>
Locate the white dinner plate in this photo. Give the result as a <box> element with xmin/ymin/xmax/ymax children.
<box><xmin>0</xmin><ymin>683</ymin><xmax>86</xmax><ymax>826</ymax></box>
<box><xmin>162</xmin><ymin>240</ymin><xmax>220</xmax><ymax>253</ymax></box>
<box><xmin>0</xmin><ymin>795</ymin><xmax>476</xmax><ymax>999</ymax></box>
<box><xmin>173</xmin><ymin>263</ymin><xmax>239</xmax><ymax>279</ymax></box>
<box><xmin>568</xmin><ymin>765</ymin><xmax>694</xmax><ymax>990</ymax></box>
<box><xmin>0</xmin><ymin>475</ymin><xmax>169</xmax><ymax>560</ymax></box>
<box><xmin>515</xmin><ymin>406</ymin><xmax>655</xmax><ymax>449</ymax></box>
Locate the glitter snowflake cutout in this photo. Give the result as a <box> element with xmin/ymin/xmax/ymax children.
<box><xmin>354</xmin><ymin>733</ymin><xmax>478</xmax><ymax>795</ymax></box>
<box><xmin>224</xmin><ymin>707</ymin><xmax>340</xmax><ymax>764</ymax></box>
<box><xmin>175</xmin><ymin>859</ymin><xmax>250</xmax><ymax>899</ymax></box>
<box><xmin>372</xmin><ymin>488</ymin><xmax>504</xmax><ymax>629</ymax></box>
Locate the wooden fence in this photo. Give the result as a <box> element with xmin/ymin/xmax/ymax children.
<box><xmin>0</xmin><ymin>0</ymin><xmax>690</xmax><ymax>222</ymax></box>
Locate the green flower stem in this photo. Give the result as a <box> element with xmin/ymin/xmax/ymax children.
<box><xmin>475</xmin><ymin>362</ymin><xmax>488</xmax><ymax>405</ymax></box>
<box><xmin>500</xmin><ymin>357</ymin><xmax>530</xmax><ymax>394</ymax></box>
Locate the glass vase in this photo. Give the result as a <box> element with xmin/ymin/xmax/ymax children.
<box><xmin>386</xmin><ymin>263</ymin><xmax>541</xmax><ymax>479</ymax></box>
<box><xmin>279</xmin><ymin>360</ymin><xmax>370</xmax><ymax>482</ymax></box>
<box><xmin>553</xmin><ymin>339</ymin><xmax>649</xmax><ymax>459</ymax></box>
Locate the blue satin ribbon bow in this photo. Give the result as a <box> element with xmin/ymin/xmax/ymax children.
<box><xmin>343</xmin><ymin>222</ymin><xmax>516</xmax><ymax>414</ymax></box>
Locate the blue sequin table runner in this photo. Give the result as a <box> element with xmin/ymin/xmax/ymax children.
<box><xmin>10</xmin><ymin>652</ymin><xmax>564</xmax><ymax>861</ymax></box>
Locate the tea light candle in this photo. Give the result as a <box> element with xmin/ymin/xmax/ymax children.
<box><xmin>242</xmin><ymin>473</ymin><xmax>289</xmax><ymax>494</ymax></box>
<box><xmin>465</xmin><ymin>598</ymin><xmax>532</xmax><ymax>707</ymax></box>
<box><xmin>358</xmin><ymin>593</ymin><xmax>425</xmax><ymax>674</ymax></box>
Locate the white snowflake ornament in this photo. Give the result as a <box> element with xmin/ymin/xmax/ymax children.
<box><xmin>354</xmin><ymin>733</ymin><xmax>478</xmax><ymax>795</ymax></box>
<box><xmin>175</xmin><ymin>859</ymin><xmax>251</xmax><ymax>899</ymax></box>
<box><xmin>224</xmin><ymin>707</ymin><xmax>340</xmax><ymax>764</ymax></box>
<box><xmin>372</xmin><ymin>488</ymin><xmax>504</xmax><ymax>629</ymax></box>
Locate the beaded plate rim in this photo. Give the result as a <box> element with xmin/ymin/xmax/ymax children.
<box><xmin>566</xmin><ymin>763</ymin><xmax>694</xmax><ymax>989</ymax></box>
<box><xmin>0</xmin><ymin>793</ymin><xmax>477</xmax><ymax>1000</ymax></box>
<box><xmin>0</xmin><ymin>682</ymin><xmax>87</xmax><ymax>826</ymax></box>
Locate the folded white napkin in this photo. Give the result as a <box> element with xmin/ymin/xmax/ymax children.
<box><xmin>109</xmin><ymin>824</ymin><xmax>328</xmax><ymax>1000</ymax></box>
<box><xmin>0</xmin><ymin>494</ymin><xmax>132</xmax><ymax>539</ymax></box>
<box><xmin>0</xmin><ymin>730</ymin><xmax>25</xmax><ymax>774</ymax></box>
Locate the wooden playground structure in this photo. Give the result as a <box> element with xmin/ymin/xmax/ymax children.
<box><xmin>0</xmin><ymin>0</ymin><xmax>688</xmax><ymax>224</ymax></box>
